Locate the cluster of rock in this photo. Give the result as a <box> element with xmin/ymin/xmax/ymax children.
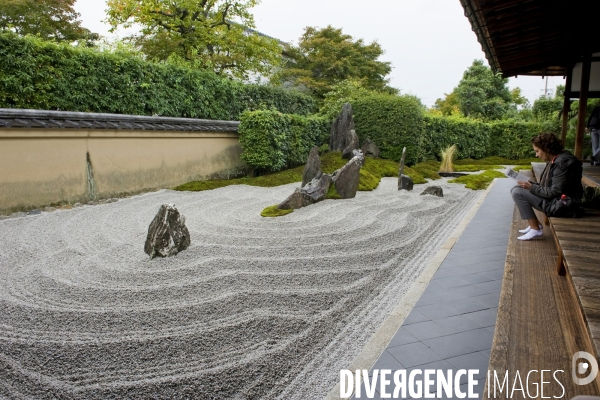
<box><xmin>276</xmin><ymin>104</ymin><xmax>373</xmax><ymax>211</ymax></box>
<box><xmin>278</xmin><ymin>146</ymin><xmax>365</xmax><ymax>210</ymax></box>
<box><xmin>144</xmin><ymin>204</ymin><xmax>191</xmax><ymax>259</ymax></box>
<box><xmin>330</xmin><ymin>103</ymin><xmax>381</xmax><ymax>160</ymax></box>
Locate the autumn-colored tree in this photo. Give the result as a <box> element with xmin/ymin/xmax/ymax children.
<box><xmin>276</xmin><ymin>26</ymin><xmax>394</xmax><ymax>99</ymax></box>
<box><xmin>0</xmin><ymin>0</ymin><xmax>95</xmax><ymax>41</ymax></box>
<box><xmin>106</xmin><ymin>0</ymin><xmax>282</xmax><ymax>80</ymax></box>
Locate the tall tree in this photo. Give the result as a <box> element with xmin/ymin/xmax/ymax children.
<box><xmin>276</xmin><ymin>25</ymin><xmax>394</xmax><ymax>99</ymax></box>
<box><xmin>106</xmin><ymin>0</ymin><xmax>282</xmax><ymax>80</ymax></box>
<box><xmin>0</xmin><ymin>0</ymin><xmax>94</xmax><ymax>42</ymax></box>
<box><xmin>455</xmin><ymin>59</ymin><xmax>513</xmax><ymax>120</ymax></box>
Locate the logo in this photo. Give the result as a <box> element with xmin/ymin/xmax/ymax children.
<box><xmin>572</xmin><ymin>351</ymin><xmax>599</xmax><ymax>386</ymax></box>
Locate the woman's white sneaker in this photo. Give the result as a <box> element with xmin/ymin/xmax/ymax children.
<box><xmin>518</xmin><ymin>224</ymin><xmax>543</xmax><ymax>234</ymax></box>
<box><xmin>517</xmin><ymin>229</ymin><xmax>543</xmax><ymax>240</ymax></box>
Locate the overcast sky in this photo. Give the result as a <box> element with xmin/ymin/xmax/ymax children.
<box><xmin>73</xmin><ymin>0</ymin><xmax>565</xmax><ymax>107</ymax></box>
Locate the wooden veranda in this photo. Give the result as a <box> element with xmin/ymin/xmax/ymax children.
<box><xmin>459</xmin><ymin>1</ymin><xmax>600</xmax><ymax>398</ymax></box>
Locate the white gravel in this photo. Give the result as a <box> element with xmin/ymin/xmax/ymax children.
<box><xmin>0</xmin><ymin>178</ymin><xmax>481</xmax><ymax>399</ymax></box>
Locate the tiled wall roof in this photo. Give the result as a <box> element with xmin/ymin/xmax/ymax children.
<box><xmin>0</xmin><ymin>109</ymin><xmax>239</xmax><ymax>132</ymax></box>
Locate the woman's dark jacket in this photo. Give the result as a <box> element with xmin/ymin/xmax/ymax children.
<box><xmin>530</xmin><ymin>151</ymin><xmax>583</xmax><ymax>217</ymax></box>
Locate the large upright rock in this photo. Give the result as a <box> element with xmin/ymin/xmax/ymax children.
<box><xmin>144</xmin><ymin>204</ymin><xmax>191</xmax><ymax>259</ymax></box>
<box><xmin>332</xmin><ymin>152</ymin><xmax>365</xmax><ymax>199</ymax></box>
<box><xmin>330</xmin><ymin>103</ymin><xmax>355</xmax><ymax>152</ymax></box>
<box><xmin>397</xmin><ymin>146</ymin><xmax>413</xmax><ymax>191</ymax></box>
<box><xmin>279</xmin><ymin>172</ymin><xmax>332</xmax><ymax>210</ymax></box>
<box><xmin>302</xmin><ymin>145</ymin><xmax>321</xmax><ymax>187</ymax></box>
<box><xmin>342</xmin><ymin>130</ymin><xmax>360</xmax><ymax>159</ymax></box>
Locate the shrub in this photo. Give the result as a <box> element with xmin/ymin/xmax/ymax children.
<box><xmin>353</xmin><ymin>94</ymin><xmax>424</xmax><ymax>165</ymax></box>
<box><xmin>488</xmin><ymin>120</ymin><xmax>542</xmax><ymax>159</ymax></box>
<box><xmin>238</xmin><ymin>110</ymin><xmax>329</xmax><ymax>172</ymax></box>
<box><xmin>439</xmin><ymin>145</ymin><xmax>457</xmax><ymax>173</ymax></box>
<box><xmin>0</xmin><ymin>33</ymin><xmax>315</xmax><ymax>119</ymax></box>
<box><xmin>422</xmin><ymin>114</ymin><xmax>489</xmax><ymax>160</ymax></box>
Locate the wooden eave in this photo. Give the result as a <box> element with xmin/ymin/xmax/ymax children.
<box><xmin>459</xmin><ymin>0</ymin><xmax>600</xmax><ymax>77</ymax></box>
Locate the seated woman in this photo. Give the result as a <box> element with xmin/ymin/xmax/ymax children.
<box><xmin>511</xmin><ymin>132</ymin><xmax>583</xmax><ymax>240</ymax></box>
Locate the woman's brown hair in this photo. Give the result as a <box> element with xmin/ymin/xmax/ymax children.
<box><xmin>531</xmin><ymin>132</ymin><xmax>564</xmax><ymax>155</ymax></box>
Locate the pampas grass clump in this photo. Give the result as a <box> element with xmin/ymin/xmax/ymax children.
<box><xmin>439</xmin><ymin>145</ymin><xmax>457</xmax><ymax>173</ymax></box>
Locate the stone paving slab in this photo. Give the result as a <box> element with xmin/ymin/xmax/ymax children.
<box><xmin>352</xmin><ymin>178</ymin><xmax>515</xmax><ymax>399</ymax></box>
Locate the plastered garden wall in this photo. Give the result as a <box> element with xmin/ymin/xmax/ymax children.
<box><xmin>0</xmin><ymin>128</ymin><xmax>244</xmax><ymax>214</ymax></box>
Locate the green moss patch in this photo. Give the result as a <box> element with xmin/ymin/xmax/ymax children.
<box><xmin>411</xmin><ymin>161</ymin><xmax>441</xmax><ymax>180</ymax></box>
<box><xmin>449</xmin><ymin>170</ymin><xmax>507</xmax><ymax>190</ymax></box>
<box><xmin>260</xmin><ymin>205</ymin><xmax>294</xmax><ymax>218</ymax></box>
<box><xmin>174</xmin><ymin>167</ymin><xmax>304</xmax><ymax>191</ymax></box>
<box><xmin>176</xmin><ymin>152</ymin><xmax>409</xmax><ymax>193</ymax></box>
<box><xmin>512</xmin><ymin>165</ymin><xmax>532</xmax><ymax>172</ymax></box>
<box><xmin>326</xmin><ymin>185</ymin><xmax>342</xmax><ymax>199</ymax></box>
<box><xmin>453</xmin><ymin>164</ymin><xmax>503</xmax><ymax>172</ymax></box>
<box><xmin>454</xmin><ymin>156</ymin><xmax>540</xmax><ymax>166</ymax></box>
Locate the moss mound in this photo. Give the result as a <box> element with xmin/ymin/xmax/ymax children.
<box><xmin>449</xmin><ymin>170</ymin><xmax>507</xmax><ymax>190</ymax></box>
<box><xmin>454</xmin><ymin>164</ymin><xmax>503</xmax><ymax>172</ymax></box>
<box><xmin>454</xmin><ymin>156</ymin><xmax>540</xmax><ymax>166</ymax></box>
<box><xmin>411</xmin><ymin>161</ymin><xmax>441</xmax><ymax>180</ymax></box>
<box><xmin>512</xmin><ymin>165</ymin><xmax>532</xmax><ymax>172</ymax></box>
<box><xmin>176</xmin><ymin>152</ymin><xmax>408</xmax><ymax>192</ymax></box>
<box><xmin>260</xmin><ymin>205</ymin><xmax>294</xmax><ymax>218</ymax></box>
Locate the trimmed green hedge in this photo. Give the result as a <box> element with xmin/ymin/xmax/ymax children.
<box><xmin>422</xmin><ymin>114</ymin><xmax>489</xmax><ymax>160</ymax></box>
<box><xmin>239</xmin><ymin>110</ymin><xmax>329</xmax><ymax>172</ymax></box>
<box><xmin>0</xmin><ymin>33</ymin><xmax>315</xmax><ymax>119</ymax></box>
<box><xmin>352</xmin><ymin>94</ymin><xmax>423</xmax><ymax>165</ymax></box>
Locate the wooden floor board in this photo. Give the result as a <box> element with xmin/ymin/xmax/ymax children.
<box><xmin>485</xmin><ymin>207</ymin><xmax>600</xmax><ymax>399</ymax></box>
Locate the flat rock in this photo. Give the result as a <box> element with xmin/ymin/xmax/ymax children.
<box><xmin>279</xmin><ymin>172</ymin><xmax>332</xmax><ymax>210</ymax></box>
<box><xmin>421</xmin><ymin>186</ymin><xmax>443</xmax><ymax>197</ymax></box>
<box><xmin>144</xmin><ymin>204</ymin><xmax>191</xmax><ymax>259</ymax></box>
<box><xmin>332</xmin><ymin>153</ymin><xmax>365</xmax><ymax>199</ymax></box>
<box><xmin>27</xmin><ymin>209</ymin><xmax>42</xmax><ymax>215</ymax></box>
<box><xmin>302</xmin><ymin>146</ymin><xmax>321</xmax><ymax>187</ymax></box>
<box><xmin>44</xmin><ymin>207</ymin><xmax>56</xmax><ymax>212</ymax></box>
<box><xmin>73</xmin><ymin>203</ymin><xmax>83</xmax><ymax>207</ymax></box>
<box><xmin>342</xmin><ymin>130</ymin><xmax>360</xmax><ymax>159</ymax></box>
<box><xmin>330</xmin><ymin>103</ymin><xmax>355</xmax><ymax>152</ymax></box>
<box><xmin>398</xmin><ymin>174</ymin><xmax>414</xmax><ymax>191</ymax></box>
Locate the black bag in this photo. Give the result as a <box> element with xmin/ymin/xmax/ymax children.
<box><xmin>541</xmin><ymin>196</ymin><xmax>585</xmax><ymax>218</ymax></box>
<box><xmin>589</xmin><ymin>107</ymin><xmax>600</xmax><ymax>129</ymax></box>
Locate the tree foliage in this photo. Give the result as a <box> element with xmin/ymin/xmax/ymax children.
<box><xmin>106</xmin><ymin>0</ymin><xmax>282</xmax><ymax>80</ymax></box>
<box><xmin>0</xmin><ymin>0</ymin><xmax>95</xmax><ymax>42</ymax></box>
<box><xmin>433</xmin><ymin>91</ymin><xmax>460</xmax><ymax>116</ymax></box>
<box><xmin>276</xmin><ymin>25</ymin><xmax>394</xmax><ymax>99</ymax></box>
<box><xmin>455</xmin><ymin>59</ymin><xmax>513</xmax><ymax>120</ymax></box>
<box><xmin>0</xmin><ymin>32</ymin><xmax>314</xmax><ymax>118</ymax></box>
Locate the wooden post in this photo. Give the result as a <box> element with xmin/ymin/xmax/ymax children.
<box><xmin>575</xmin><ymin>56</ymin><xmax>591</xmax><ymax>159</ymax></box>
<box><xmin>561</xmin><ymin>68</ymin><xmax>572</xmax><ymax>145</ymax></box>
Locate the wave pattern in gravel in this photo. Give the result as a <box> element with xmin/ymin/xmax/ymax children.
<box><xmin>0</xmin><ymin>178</ymin><xmax>481</xmax><ymax>399</ymax></box>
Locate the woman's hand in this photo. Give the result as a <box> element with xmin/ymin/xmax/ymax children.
<box><xmin>518</xmin><ymin>181</ymin><xmax>532</xmax><ymax>190</ymax></box>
